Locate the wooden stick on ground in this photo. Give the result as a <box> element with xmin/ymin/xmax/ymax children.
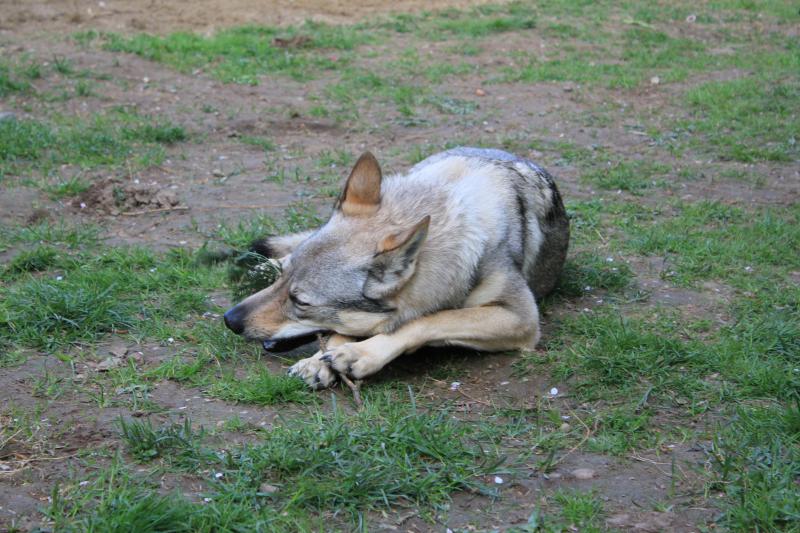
<box><xmin>317</xmin><ymin>333</ymin><xmax>364</xmax><ymax>409</ymax></box>
<box><xmin>338</xmin><ymin>373</ymin><xmax>364</xmax><ymax>409</ymax></box>
<box><xmin>120</xmin><ymin>206</ymin><xmax>190</xmax><ymax>216</ymax></box>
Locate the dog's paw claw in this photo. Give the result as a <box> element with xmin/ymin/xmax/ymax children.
<box><xmin>287</xmin><ymin>355</ymin><xmax>336</xmax><ymax>389</ymax></box>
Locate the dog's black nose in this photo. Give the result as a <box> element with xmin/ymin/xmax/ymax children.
<box><xmin>223</xmin><ymin>306</ymin><xmax>246</xmax><ymax>334</ymax></box>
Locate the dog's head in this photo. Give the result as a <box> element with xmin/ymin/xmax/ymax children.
<box><xmin>223</xmin><ymin>152</ymin><xmax>429</xmax><ymax>350</ymax></box>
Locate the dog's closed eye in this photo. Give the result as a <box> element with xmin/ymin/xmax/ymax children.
<box><xmin>289</xmin><ymin>293</ymin><xmax>311</xmax><ymax>307</ymax></box>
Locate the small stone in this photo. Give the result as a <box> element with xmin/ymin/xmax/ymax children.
<box><xmin>108</xmin><ymin>341</ymin><xmax>128</xmax><ymax>358</ymax></box>
<box><xmin>96</xmin><ymin>356</ymin><xmax>123</xmax><ymax>372</ymax></box>
<box><xmin>650</xmin><ymin>76</ymin><xmax>660</xmax><ymax>85</ymax></box>
<box><xmin>259</xmin><ymin>483</ymin><xmax>279</xmax><ymax>494</ymax></box>
<box><xmin>559</xmin><ymin>422</ymin><xmax>571</xmax><ymax>432</ymax></box>
<box><xmin>571</xmin><ymin>468</ymin><xmax>596</xmax><ymax>480</ymax></box>
<box><xmin>493</xmin><ymin>476</ymin><xmax>504</xmax><ymax>484</ymax></box>
<box><xmin>154</xmin><ymin>189</ymin><xmax>179</xmax><ymax>207</ymax></box>
<box><xmin>212</xmin><ymin>169</ymin><xmax>225</xmax><ymax>178</ymax></box>
<box><xmin>685</xmin><ymin>14</ymin><xmax>697</xmax><ymax>23</ymax></box>
<box><xmin>606</xmin><ymin>514</ymin><xmax>631</xmax><ymax>527</ymax></box>
<box><xmin>475</xmin><ymin>88</ymin><xmax>486</xmax><ymax>96</ymax></box>
<box><xmin>633</xmin><ymin>511</ymin><xmax>672</xmax><ymax>531</ymax></box>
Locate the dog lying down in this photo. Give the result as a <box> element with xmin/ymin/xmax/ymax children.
<box><xmin>223</xmin><ymin>147</ymin><xmax>570</xmax><ymax>389</ymax></box>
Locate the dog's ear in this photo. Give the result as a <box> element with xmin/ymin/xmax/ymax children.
<box><xmin>364</xmin><ymin>215</ymin><xmax>430</xmax><ymax>299</ymax></box>
<box><xmin>338</xmin><ymin>152</ymin><xmax>382</xmax><ymax>216</ymax></box>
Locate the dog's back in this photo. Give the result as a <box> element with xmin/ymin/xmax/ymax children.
<box><xmin>390</xmin><ymin>147</ymin><xmax>569</xmax><ymax>300</ymax></box>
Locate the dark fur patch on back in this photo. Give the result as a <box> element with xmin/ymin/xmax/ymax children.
<box><xmin>542</xmin><ymin>170</ymin><xmax>568</xmax><ymax>224</ymax></box>
<box><xmin>513</xmin><ymin>182</ymin><xmax>528</xmax><ymax>268</ymax></box>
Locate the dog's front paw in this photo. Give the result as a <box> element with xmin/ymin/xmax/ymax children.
<box><xmin>287</xmin><ymin>355</ymin><xmax>337</xmax><ymax>389</ymax></box>
<box><xmin>321</xmin><ymin>343</ymin><xmax>382</xmax><ymax>380</ymax></box>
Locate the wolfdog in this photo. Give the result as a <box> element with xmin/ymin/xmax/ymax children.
<box><xmin>223</xmin><ymin>148</ymin><xmax>569</xmax><ymax>388</ymax></box>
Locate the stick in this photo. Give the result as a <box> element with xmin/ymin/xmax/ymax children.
<box><xmin>338</xmin><ymin>373</ymin><xmax>364</xmax><ymax>409</ymax></box>
<box><xmin>316</xmin><ymin>333</ymin><xmax>363</xmax><ymax>409</ymax></box>
<box><xmin>120</xmin><ymin>206</ymin><xmax>190</xmax><ymax>216</ymax></box>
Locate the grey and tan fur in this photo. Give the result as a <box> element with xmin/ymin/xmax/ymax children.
<box><xmin>223</xmin><ymin>147</ymin><xmax>569</xmax><ymax>388</ymax></box>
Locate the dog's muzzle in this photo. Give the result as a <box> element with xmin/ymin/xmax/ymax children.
<box><xmin>223</xmin><ymin>304</ymin><xmax>319</xmax><ymax>353</ymax></box>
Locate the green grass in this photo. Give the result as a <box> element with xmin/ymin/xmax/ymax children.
<box><xmin>582</xmin><ymin>159</ymin><xmax>670</xmax><ymax>193</ymax></box>
<box><xmin>709</xmin><ymin>400</ymin><xmax>800</xmax><ymax>531</ymax></box>
<box><xmin>0</xmin><ymin>245</ymin><xmax>223</xmax><ymax>351</ymax></box>
<box><xmin>427</xmin><ymin>7</ymin><xmax>536</xmax><ymax>38</ymax></box>
<box><xmin>498</xmin><ymin>24</ymin><xmax>711</xmax><ymax>89</ymax></box>
<box><xmin>0</xmin><ymin>59</ymin><xmax>33</xmax><ymax>96</ymax></box>
<box><xmin>622</xmin><ymin>201</ymin><xmax>800</xmax><ymax>287</ymax></box>
<box><xmin>118</xmin><ymin>417</ymin><xmax>210</xmax><ymax>467</ymax></box>
<box><xmin>47</xmin><ymin>460</ymin><xmax>315</xmax><ymax>531</ymax></box>
<box><xmin>208</xmin><ymin>367</ymin><xmax>315</xmax><ymax>405</ymax></box>
<box><xmin>0</xmin><ymin>220</ymin><xmax>99</xmax><ymax>252</ymax></box>
<box><xmin>682</xmin><ymin>78</ymin><xmax>799</xmax><ymax>162</ymax></box>
<box><xmin>0</xmin><ymin>110</ymin><xmax>187</xmax><ymax>178</ymax></box>
<box><xmin>2</xmin><ymin>272</ymin><xmax>139</xmax><ymax>351</ymax></box>
<box><xmin>48</xmin><ymin>390</ymin><xmax>505</xmax><ymax>529</ymax></box>
<box><xmin>221</xmin><ymin>389</ymin><xmax>504</xmax><ymax>510</ymax></box>
<box><xmin>552</xmin><ymin>490</ymin><xmax>605</xmax><ymax>531</ymax></box>
<box><xmin>547</xmin><ymin>251</ymin><xmax>634</xmax><ymax>300</ymax></box>
<box><xmin>87</xmin><ymin>21</ymin><xmax>372</xmax><ymax>84</ymax></box>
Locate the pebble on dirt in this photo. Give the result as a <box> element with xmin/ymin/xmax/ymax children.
<box><xmin>570</xmin><ymin>468</ymin><xmax>596</xmax><ymax>480</ymax></box>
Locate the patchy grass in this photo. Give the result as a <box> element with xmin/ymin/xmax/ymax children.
<box><xmin>0</xmin><ymin>245</ymin><xmax>223</xmax><ymax>351</ymax></box>
<box><xmin>0</xmin><ymin>59</ymin><xmax>34</xmax><ymax>96</ymax></box>
<box><xmin>85</xmin><ymin>22</ymin><xmax>373</xmax><ymax>83</ymax></box>
<box><xmin>709</xmin><ymin>399</ymin><xmax>800</xmax><ymax>531</ymax></box>
<box><xmin>118</xmin><ymin>417</ymin><xmax>211</xmax><ymax>467</ymax></box>
<box><xmin>0</xmin><ymin>110</ymin><xmax>187</xmax><ymax>178</ymax></box>
<box><xmin>683</xmin><ymin>78</ymin><xmax>799</xmax><ymax>162</ymax></box>
<box><xmin>622</xmin><ymin>201</ymin><xmax>800</xmax><ymax>287</ymax></box>
<box><xmin>221</xmin><ymin>389</ymin><xmax>504</xmax><ymax>511</ymax></box>
<box><xmin>207</xmin><ymin>366</ymin><xmax>315</xmax><ymax>405</ymax></box>
<box><xmin>46</xmin><ymin>460</ymin><xmax>316</xmax><ymax>531</ymax></box>
<box><xmin>548</xmin><ymin>252</ymin><xmax>634</xmax><ymax>300</ymax></box>
<box><xmin>2</xmin><ymin>0</ymin><xmax>799</xmax><ymax>530</ymax></box>
<box><xmin>48</xmin><ymin>390</ymin><xmax>505</xmax><ymax>528</ymax></box>
<box><xmin>582</xmin><ymin>159</ymin><xmax>670</xmax><ymax>193</ymax></box>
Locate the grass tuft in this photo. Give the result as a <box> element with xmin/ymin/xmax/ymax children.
<box><xmin>208</xmin><ymin>367</ymin><xmax>314</xmax><ymax>405</ymax></box>
<box><xmin>118</xmin><ymin>417</ymin><xmax>209</xmax><ymax>468</ymax></box>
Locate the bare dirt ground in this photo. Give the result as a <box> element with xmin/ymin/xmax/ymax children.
<box><xmin>2</xmin><ymin>0</ymin><xmax>502</xmax><ymax>35</ymax></box>
<box><xmin>1</xmin><ymin>0</ymin><xmax>797</xmax><ymax>531</ymax></box>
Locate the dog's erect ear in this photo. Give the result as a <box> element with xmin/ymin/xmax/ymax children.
<box><xmin>338</xmin><ymin>152</ymin><xmax>382</xmax><ymax>216</ymax></box>
<box><xmin>364</xmin><ymin>215</ymin><xmax>430</xmax><ymax>300</ymax></box>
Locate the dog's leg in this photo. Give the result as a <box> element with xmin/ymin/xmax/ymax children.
<box><xmin>251</xmin><ymin>230</ymin><xmax>315</xmax><ymax>259</ymax></box>
<box><xmin>287</xmin><ymin>333</ymin><xmax>356</xmax><ymax>389</ymax></box>
<box><xmin>323</xmin><ymin>297</ymin><xmax>539</xmax><ymax>380</ymax></box>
